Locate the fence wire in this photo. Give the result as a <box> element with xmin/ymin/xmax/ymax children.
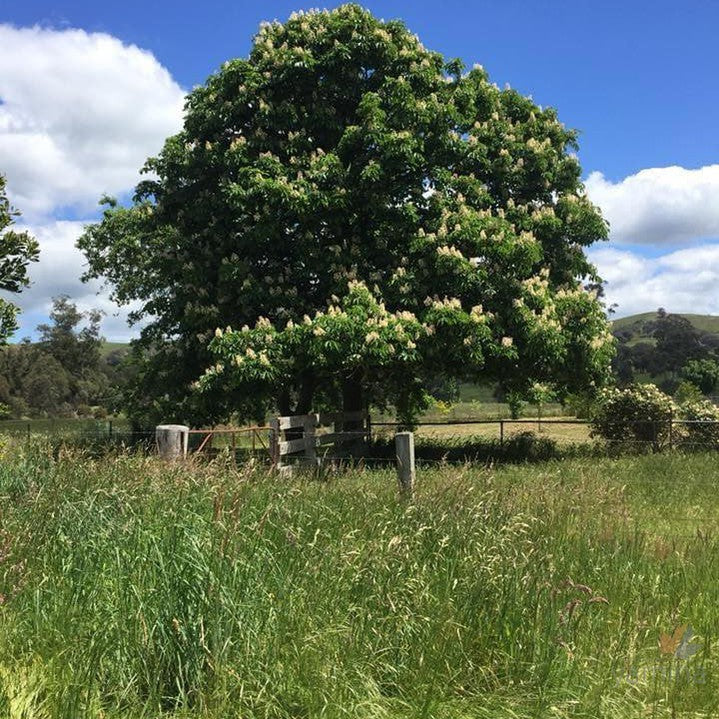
<box><xmin>5</xmin><ymin>416</ymin><xmax>719</xmax><ymax>467</ymax></box>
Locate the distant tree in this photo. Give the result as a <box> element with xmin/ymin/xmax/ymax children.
<box><xmin>20</xmin><ymin>354</ymin><xmax>72</xmax><ymax>416</ymax></box>
<box><xmin>612</xmin><ymin>343</ymin><xmax>635</xmax><ymax>385</ymax></box>
<box><xmin>0</xmin><ymin>174</ymin><xmax>39</xmax><ymax>343</ymax></box>
<box><xmin>626</xmin><ymin>341</ymin><xmax>661</xmax><ymax>376</ymax></box>
<box><xmin>37</xmin><ymin>295</ymin><xmax>103</xmax><ymax>377</ymax></box>
<box><xmin>682</xmin><ymin>358</ymin><xmax>719</xmax><ymax>395</ymax></box>
<box><xmin>653</xmin><ymin>311</ymin><xmax>707</xmax><ymax>372</ymax></box>
<box><xmin>0</xmin><ymin>297</ymin><xmax>123</xmax><ymax>418</ymax></box>
<box><xmin>79</xmin><ymin>4</ymin><xmax>614</xmax><ymax>427</ymax></box>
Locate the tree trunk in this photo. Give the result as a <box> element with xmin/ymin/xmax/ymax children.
<box><xmin>295</xmin><ymin>370</ymin><xmax>315</xmax><ymax>416</ymax></box>
<box><xmin>276</xmin><ymin>375</ymin><xmax>315</xmax><ymax>441</ymax></box>
<box><xmin>341</xmin><ymin>373</ymin><xmax>366</xmax><ymax>455</ymax></box>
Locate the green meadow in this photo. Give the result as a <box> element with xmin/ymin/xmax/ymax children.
<box><xmin>1</xmin><ymin>443</ymin><xmax>719</xmax><ymax>718</ymax></box>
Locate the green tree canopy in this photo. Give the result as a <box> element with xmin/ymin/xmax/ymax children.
<box><xmin>0</xmin><ymin>174</ymin><xmax>39</xmax><ymax>343</ymax></box>
<box><xmin>0</xmin><ymin>297</ymin><xmax>118</xmax><ymax>418</ymax></box>
<box><xmin>682</xmin><ymin>358</ymin><xmax>719</xmax><ymax>395</ymax></box>
<box><xmin>79</xmin><ymin>4</ymin><xmax>614</xmax><ymax>426</ymax></box>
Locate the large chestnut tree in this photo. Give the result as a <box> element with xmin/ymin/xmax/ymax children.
<box><xmin>79</xmin><ymin>4</ymin><xmax>613</xmax><ymax>426</ymax></box>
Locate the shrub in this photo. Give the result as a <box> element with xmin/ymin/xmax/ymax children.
<box><xmin>564</xmin><ymin>392</ymin><xmax>595</xmax><ymax>419</ymax></box>
<box><xmin>682</xmin><ymin>358</ymin><xmax>719</xmax><ymax>395</ymax></box>
<box><xmin>679</xmin><ymin>399</ymin><xmax>719</xmax><ymax>448</ymax></box>
<box><xmin>674</xmin><ymin>380</ymin><xmax>704</xmax><ymax>405</ymax></box>
<box><xmin>503</xmin><ymin>430</ymin><xmax>559</xmax><ymax>462</ymax></box>
<box><xmin>590</xmin><ymin>384</ymin><xmax>676</xmax><ymax>451</ymax></box>
<box><xmin>76</xmin><ymin>403</ymin><xmax>92</xmax><ymax>418</ymax></box>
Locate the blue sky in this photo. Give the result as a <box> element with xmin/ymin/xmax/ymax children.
<box><xmin>2</xmin><ymin>0</ymin><xmax>719</xmax><ymax>339</ymax></box>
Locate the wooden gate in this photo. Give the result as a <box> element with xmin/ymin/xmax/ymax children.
<box><xmin>269</xmin><ymin>411</ymin><xmax>370</xmax><ymax>469</ymax></box>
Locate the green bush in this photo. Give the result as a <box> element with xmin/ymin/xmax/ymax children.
<box><xmin>590</xmin><ymin>384</ymin><xmax>676</xmax><ymax>451</ymax></box>
<box><xmin>674</xmin><ymin>380</ymin><xmax>704</xmax><ymax>405</ymax></box>
<box><xmin>679</xmin><ymin>399</ymin><xmax>719</xmax><ymax>448</ymax></box>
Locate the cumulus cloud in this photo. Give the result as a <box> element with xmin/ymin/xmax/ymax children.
<box><xmin>0</xmin><ymin>24</ymin><xmax>185</xmax><ymax>340</ymax></box>
<box><xmin>589</xmin><ymin>244</ymin><xmax>719</xmax><ymax>318</ymax></box>
<box><xmin>0</xmin><ymin>24</ymin><xmax>185</xmax><ymax>219</ymax></box>
<box><xmin>1</xmin><ymin>220</ymin><xmax>142</xmax><ymax>341</ymax></box>
<box><xmin>585</xmin><ymin>165</ymin><xmax>719</xmax><ymax>246</ymax></box>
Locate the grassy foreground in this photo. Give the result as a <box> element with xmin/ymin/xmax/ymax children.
<box><xmin>1</xmin><ymin>446</ymin><xmax>719</xmax><ymax>717</ymax></box>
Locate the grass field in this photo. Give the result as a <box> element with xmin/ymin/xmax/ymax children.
<box><xmin>1</xmin><ymin>443</ymin><xmax>719</xmax><ymax>717</ymax></box>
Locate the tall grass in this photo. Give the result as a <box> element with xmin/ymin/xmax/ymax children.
<box><xmin>1</xmin><ymin>443</ymin><xmax>719</xmax><ymax>717</ymax></box>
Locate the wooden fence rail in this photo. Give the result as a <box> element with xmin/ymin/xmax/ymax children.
<box><xmin>270</xmin><ymin>411</ymin><xmax>370</xmax><ymax>470</ymax></box>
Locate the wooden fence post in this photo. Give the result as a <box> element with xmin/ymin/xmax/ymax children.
<box><xmin>304</xmin><ymin>413</ymin><xmax>318</xmax><ymax>466</ymax></box>
<box><xmin>269</xmin><ymin>418</ymin><xmax>280</xmax><ymax>468</ymax></box>
<box><xmin>155</xmin><ymin>424</ymin><xmax>189</xmax><ymax>459</ymax></box>
<box><xmin>395</xmin><ymin>431</ymin><xmax>415</xmax><ymax>495</ymax></box>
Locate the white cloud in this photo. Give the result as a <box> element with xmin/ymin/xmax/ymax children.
<box><xmin>585</xmin><ymin>165</ymin><xmax>719</xmax><ymax>246</ymax></box>
<box><xmin>589</xmin><ymin>244</ymin><xmax>719</xmax><ymax>318</ymax></box>
<box><xmin>0</xmin><ymin>24</ymin><xmax>184</xmax><ymax>340</ymax></box>
<box><xmin>0</xmin><ymin>220</ymin><xmax>142</xmax><ymax>341</ymax></box>
<box><xmin>0</xmin><ymin>24</ymin><xmax>185</xmax><ymax>219</ymax></box>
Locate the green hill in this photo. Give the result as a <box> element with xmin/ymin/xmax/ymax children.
<box><xmin>99</xmin><ymin>341</ymin><xmax>130</xmax><ymax>357</ymax></box>
<box><xmin>612</xmin><ymin>312</ymin><xmax>719</xmax><ymax>339</ymax></box>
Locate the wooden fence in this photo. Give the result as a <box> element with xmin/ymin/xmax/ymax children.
<box><xmin>269</xmin><ymin>411</ymin><xmax>371</xmax><ymax>469</ymax></box>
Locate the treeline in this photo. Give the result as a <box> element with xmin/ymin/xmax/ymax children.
<box><xmin>613</xmin><ymin>308</ymin><xmax>719</xmax><ymax>395</ymax></box>
<box><xmin>0</xmin><ymin>296</ymin><xmax>130</xmax><ymax>419</ymax></box>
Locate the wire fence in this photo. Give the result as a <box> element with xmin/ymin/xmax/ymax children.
<box><xmin>4</xmin><ymin>415</ymin><xmax>719</xmax><ymax>467</ymax></box>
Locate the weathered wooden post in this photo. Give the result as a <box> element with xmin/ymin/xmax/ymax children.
<box><xmin>395</xmin><ymin>431</ymin><xmax>415</xmax><ymax>495</ymax></box>
<box><xmin>269</xmin><ymin>417</ymin><xmax>280</xmax><ymax>468</ymax></box>
<box><xmin>155</xmin><ymin>424</ymin><xmax>189</xmax><ymax>460</ymax></box>
<box><xmin>304</xmin><ymin>413</ymin><xmax>318</xmax><ymax>467</ymax></box>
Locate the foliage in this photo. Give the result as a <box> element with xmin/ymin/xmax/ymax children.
<box><xmin>679</xmin><ymin>399</ymin><xmax>719</xmax><ymax>448</ymax></box>
<box><xmin>673</xmin><ymin>379</ymin><xmax>704</xmax><ymax>405</ymax></box>
<box><xmin>0</xmin><ymin>174</ymin><xmax>39</xmax><ymax>343</ymax></box>
<box><xmin>590</xmin><ymin>383</ymin><xmax>676</xmax><ymax>450</ymax></box>
<box><xmin>0</xmin><ymin>297</ymin><xmax>131</xmax><ymax>418</ymax></box>
<box><xmin>79</xmin><ymin>4</ymin><xmax>613</xmax><ymax>427</ymax></box>
<box><xmin>506</xmin><ymin>391</ymin><xmax>526</xmax><ymax>419</ymax></box>
<box><xmin>653</xmin><ymin>309</ymin><xmax>709</xmax><ymax>371</ymax></box>
<box><xmin>682</xmin><ymin>358</ymin><xmax>719</xmax><ymax>395</ymax></box>
<box><xmin>563</xmin><ymin>391</ymin><xmax>595</xmax><ymax>418</ymax></box>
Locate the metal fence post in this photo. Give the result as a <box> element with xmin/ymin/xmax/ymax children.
<box><xmin>395</xmin><ymin>431</ymin><xmax>415</xmax><ymax>495</ymax></box>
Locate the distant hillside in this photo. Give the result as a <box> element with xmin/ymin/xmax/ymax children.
<box><xmin>99</xmin><ymin>341</ymin><xmax>130</xmax><ymax>358</ymax></box>
<box><xmin>612</xmin><ymin>313</ymin><xmax>719</xmax><ymax>341</ymax></box>
<box><xmin>610</xmin><ymin>311</ymin><xmax>719</xmax><ymax>392</ymax></box>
